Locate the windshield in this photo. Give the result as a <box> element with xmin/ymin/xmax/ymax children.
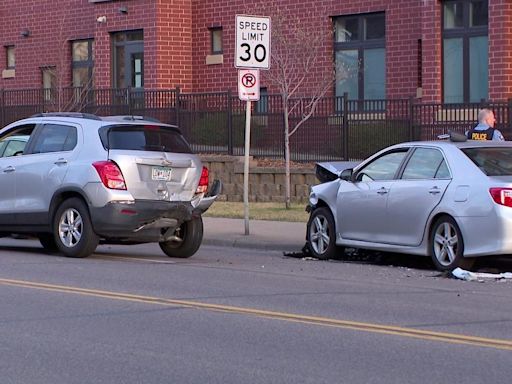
<box><xmin>100</xmin><ymin>124</ymin><xmax>192</xmax><ymax>154</ymax></box>
<box><xmin>462</xmin><ymin>147</ymin><xmax>512</xmax><ymax>176</ymax></box>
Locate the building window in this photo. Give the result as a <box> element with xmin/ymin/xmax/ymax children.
<box><xmin>442</xmin><ymin>0</ymin><xmax>488</xmax><ymax>103</ymax></box>
<box><xmin>210</xmin><ymin>27</ymin><xmax>223</xmax><ymax>54</ymax></box>
<box><xmin>334</xmin><ymin>13</ymin><xmax>386</xmax><ymax>100</ymax></box>
<box><xmin>72</xmin><ymin>39</ymin><xmax>94</xmax><ymax>88</ymax></box>
<box><xmin>112</xmin><ymin>30</ymin><xmax>144</xmax><ymax>89</ymax></box>
<box><xmin>6</xmin><ymin>46</ymin><xmax>15</xmax><ymax>69</ymax></box>
<box><xmin>41</xmin><ymin>67</ymin><xmax>56</xmax><ymax>101</ymax></box>
<box><xmin>256</xmin><ymin>87</ymin><xmax>268</xmax><ymax>113</ymax></box>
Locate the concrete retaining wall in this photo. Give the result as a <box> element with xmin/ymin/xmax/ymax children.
<box><xmin>200</xmin><ymin>155</ymin><xmax>316</xmax><ymax>203</ymax></box>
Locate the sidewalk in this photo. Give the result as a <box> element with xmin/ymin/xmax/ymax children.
<box><xmin>203</xmin><ymin>217</ymin><xmax>306</xmax><ymax>252</ymax></box>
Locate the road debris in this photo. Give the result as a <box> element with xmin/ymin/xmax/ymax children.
<box><xmin>452</xmin><ymin>267</ymin><xmax>512</xmax><ymax>282</ymax></box>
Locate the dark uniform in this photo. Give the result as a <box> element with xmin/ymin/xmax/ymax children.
<box><xmin>466</xmin><ymin>128</ymin><xmax>495</xmax><ymax>141</ymax></box>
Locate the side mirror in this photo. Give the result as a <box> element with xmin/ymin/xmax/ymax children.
<box><xmin>340</xmin><ymin>168</ymin><xmax>353</xmax><ymax>182</ymax></box>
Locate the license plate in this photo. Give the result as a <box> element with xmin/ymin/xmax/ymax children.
<box><xmin>151</xmin><ymin>166</ymin><xmax>172</xmax><ymax>181</ymax></box>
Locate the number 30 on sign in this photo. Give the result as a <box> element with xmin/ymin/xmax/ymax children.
<box><xmin>235</xmin><ymin>15</ymin><xmax>271</xmax><ymax>70</ymax></box>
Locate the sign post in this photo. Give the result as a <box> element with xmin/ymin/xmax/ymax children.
<box><xmin>238</xmin><ymin>69</ymin><xmax>260</xmax><ymax>235</ymax></box>
<box><xmin>235</xmin><ymin>15</ymin><xmax>271</xmax><ymax>235</ymax></box>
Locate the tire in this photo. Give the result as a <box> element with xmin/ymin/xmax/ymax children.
<box><xmin>53</xmin><ymin>198</ymin><xmax>99</xmax><ymax>258</ymax></box>
<box><xmin>306</xmin><ymin>207</ymin><xmax>340</xmax><ymax>260</ymax></box>
<box><xmin>430</xmin><ymin>215</ymin><xmax>474</xmax><ymax>271</ymax></box>
<box><xmin>38</xmin><ymin>233</ymin><xmax>58</xmax><ymax>252</ymax></box>
<box><xmin>159</xmin><ymin>216</ymin><xmax>204</xmax><ymax>258</ymax></box>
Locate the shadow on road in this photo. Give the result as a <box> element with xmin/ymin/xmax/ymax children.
<box><xmin>284</xmin><ymin>245</ymin><xmax>512</xmax><ymax>274</ymax></box>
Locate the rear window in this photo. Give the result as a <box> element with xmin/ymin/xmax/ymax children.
<box><xmin>100</xmin><ymin>125</ymin><xmax>192</xmax><ymax>154</ymax></box>
<box><xmin>462</xmin><ymin>147</ymin><xmax>512</xmax><ymax>176</ymax></box>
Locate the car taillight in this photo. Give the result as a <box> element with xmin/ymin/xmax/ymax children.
<box><xmin>196</xmin><ymin>166</ymin><xmax>209</xmax><ymax>194</ymax></box>
<box><xmin>489</xmin><ymin>188</ymin><xmax>512</xmax><ymax>207</ymax></box>
<box><xmin>93</xmin><ymin>161</ymin><xmax>127</xmax><ymax>190</ymax></box>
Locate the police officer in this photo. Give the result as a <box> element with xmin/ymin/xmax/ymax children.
<box><xmin>466</xmin><ymin>108</ymin><xmax>505</xmax><ymax>141</ymax></box>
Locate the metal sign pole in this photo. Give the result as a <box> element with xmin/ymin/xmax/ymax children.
<box><xmin>235</xmin><ymin>14</ymin><xmax>270</xmax><ymax>236</ymax></box>
<box><xmin>243</xmin><ymin>99</ymin><xmax>252</xmax><ymax>235</ymax></box>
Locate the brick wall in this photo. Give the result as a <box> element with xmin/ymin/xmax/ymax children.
<box><xmin>91</xmin><ymin>0</ymin><xmax>158</xmax><ymax>88</ymax></box>
<box><xmin>156</xmin><ymin>0</ymin><xmax>193</xmax><ymax>91</ymax></box>
<box><xmin>192</xmin><ymin>0</ymin><xmax>422</xmax><ymax>99</ymax></box>
<box><xmin>0</xmin><ymin>0</ymin><xmax>95</xmax><ymax>88</ymax></box>
<box><xmin>420</xmin><ymin>0</ymin><xmax>442</xmax><ymax>103</ymax></box>
<box><xmin>489</xmin><ymin>0</ymin><xmax>512</xmax><ymax>100</ymax></box>
<box><xmin>1</xmin><ymin>1</ymin><xmax>512</xmax><ymax>102</ymax></box>
<box><xmin>0</xmin><ymin>0</ymin><xmax>160</xmax><ymax>89</ymax></box>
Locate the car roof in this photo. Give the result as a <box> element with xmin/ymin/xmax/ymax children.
<box><xmin>7</xmin><ymin>113</ymin><xmax>178</xmax><ymax>129</ymax></box>
<box><xmin>392</xmin><ymin>139</ymin><xmax>512</xmax><ymax>150</ymax></box>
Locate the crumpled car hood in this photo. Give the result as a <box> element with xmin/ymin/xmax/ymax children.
<box><xmin>315</xmin><ymin>161</ymin><xmax>360</xmax><ymax>183</ymax></box>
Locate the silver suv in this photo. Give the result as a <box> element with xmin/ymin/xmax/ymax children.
<box><xmin>0</xmin><ymin>113</ymin><xmax>221</xmax><ymax>258</ymax></box>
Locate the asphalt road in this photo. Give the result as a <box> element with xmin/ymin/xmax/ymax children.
<box><xmin>0</xmin><ymin>238</ymin><xmax>511</xmax><ymax>384</ymax></box>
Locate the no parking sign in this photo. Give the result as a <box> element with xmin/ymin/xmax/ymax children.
<box><xmin>238</xmin><ymin>69</ymin><xmax>260</xmax><ymax>101</ymax></box>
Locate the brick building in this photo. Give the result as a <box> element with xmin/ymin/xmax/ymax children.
<box><xmin>0</xmin><ymin>0</ymin><xmax>510</xmax><ymax>103</ymax></box>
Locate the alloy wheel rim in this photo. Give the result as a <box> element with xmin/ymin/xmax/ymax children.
<box><xmin>59</xmin><ymin>208</ymin><xmax>83</xmax><ymax>248</ymax></box>
<box><xmin>310</xmin><ymin>215</ymin><xmax>330</xmax><ymax>255</ymax></box>
<box><xmin>433</xmin><ymin>222</ymin><xmax>458</xmax><ymax>266</ymax></box>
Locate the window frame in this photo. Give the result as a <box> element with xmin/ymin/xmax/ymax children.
<box><xmin>400</xmin><ymin>147</ymin><xmax>452</xmax><ymax>180</ymax></box>
<box><xmin>27</xmin><ymin>124</ymin><xmax>78</xmax><ymax>154</ymax></box>
<box><xmin>255</xmin><ymin>87</ymin><xmax>268</xmax><ymax>114</ymax></box>
<box><xmin>2</xmin><ymin>139</ymin><xmax>27</xmax><ymax>157</ymax></box>
<box><xmin>41</xmin><ymin>66</ymin><xmax>57</xmax><ymax>102</ymax></box>
<box><xmin>442</xmin><ymin>0</ymin><xmax>488</xmax><ymax>103</ymax></box>
<box><xmin>209</xmin><ymin>27</ymin><xmax>223</xmax><ymax>55</ymax></box>
<box><xmin>333</xmin><ymin>12</ymin><xmax>386</xmax><ymax>101</ymax></box>
<box><xmin>355</xmin><ymin>148</ymin><xmax>409</xmax><ymax>182</ymax></box>
<box><xmin>6</xmin><ymin>45</ymin><xmax>15</xmax><ymax>69</ymax></box>
<box><xmin>111</xmin><ymin>30</ymin><xmax>144</xmax><ymax>89</ymax></box>
<box><xmin>72</xmin><ymin>39</ymin><xmax>94</xmax><ymax>88</ymax></box>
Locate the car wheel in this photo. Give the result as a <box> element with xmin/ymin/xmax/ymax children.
<box><xmin>38</xmin><ymin>233</ymin><xmax>58</xmax><ymax>252</ymax></box>
<box><xmin>159</xmin><ymin>216</ymin><xmax>203</xmax><ymax>258</ymax></box>
<box><xmin>53</xmin><ymin>198</ymin><xmax>99</xmax><ymax>258</ymax></box>
<box><xmin>430</xmin><ymin>216</ymin><xmax>474</xmax><ymax>271</ymax></box>
<box><xmin>306</xmin><ymin>207</ymin><xmax>340</xmax><ymax>260</ymax></box>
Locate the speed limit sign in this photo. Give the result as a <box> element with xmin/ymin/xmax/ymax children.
<box><xmin>235</xmin><ymin>15</ymin><xmax>271</xmax><ymax>70</ymax></box>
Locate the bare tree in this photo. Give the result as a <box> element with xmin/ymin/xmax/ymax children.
<box><xmin>253</xmin><ymin>1</ymin><xmax>350</xmax><ymax>208</ymax></box>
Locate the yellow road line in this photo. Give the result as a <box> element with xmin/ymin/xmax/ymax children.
<box><xmin>1</xmin><ymin>277</ymin><xmax>511</xmax><ymax>351</ymax></box>
<box><xmin>94</xmin><ymin>255</ymin><xmax>176</xmax><ymax>264</ymax></box>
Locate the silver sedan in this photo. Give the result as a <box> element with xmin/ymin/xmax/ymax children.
<box><xmin>306</xmin><ymin>135</ymin><xmax>512</xmax><ymax>271</ymax></box>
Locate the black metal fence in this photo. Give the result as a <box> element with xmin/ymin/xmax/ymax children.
<box><xmin>1</xmin><ymin>87</ymin><xmax>511</xmax><ymax>161</ymax></box>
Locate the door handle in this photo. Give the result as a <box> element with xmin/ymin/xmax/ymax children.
<box><xmin>3</xmin><ymin>166</ymin><xmax>15</xmax><ymax>173</ymax></box>
<box><xmin>54</xmin><ymin>158</ymin><xmax>68</xmax><ymax>165</ymax></box>
<box><xmin>376</xmin><ymin>187</ymin><xmax>388</xmax><ymax>195</ymax></box>
<box><xmin>429</xmin><ymin>187</ymin><xmax>441</xmax><ymax>195</ymax></box>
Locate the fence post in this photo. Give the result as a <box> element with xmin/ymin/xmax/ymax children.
<box><xmin>175</xmin><ymin>86</ymin><xmax>181</xmax><ymax>127</ymax></box>
<box><xmin>127</xmin><ymin>87</ymin><xmax>132</xmax><ymax>115</ymax></box>
<box><xmin>227</xmin><ymin>90</ymin><xmax>233</xmax><ymax>155</ymax></box>
<box><xmin>408</xmin><ymin>96</ymin><xmax>415</xmax><ymax>141</ymax></box>
<box><xmin>342</xmin><ymin>92</ymin><xmax>349</xmax><ymax>160</ymax></box>
<box><xmin>0</xmin><ymin>89</ymin><xmax>4</xmax><ymax>128</ymax></box>
<box><xmin>507</xmin><ymin>98</ymin><xmax>512</xmax><ymax>137</ymax></box>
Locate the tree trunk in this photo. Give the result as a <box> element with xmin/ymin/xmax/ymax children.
<box><xmin>283</xmin><ymin>98</ymin><xmax>291</xmax><ymax>209</ymax></box>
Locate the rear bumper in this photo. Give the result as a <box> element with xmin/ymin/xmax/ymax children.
<box><xmin>90</xmin><ymin>200</ymin><xmax>195</xmax><ymax>240</ymax></box>
<box><xmin>89</xmin><ymin>180</ymin><xmax>221</xmax><ymax>241</ymax></box>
